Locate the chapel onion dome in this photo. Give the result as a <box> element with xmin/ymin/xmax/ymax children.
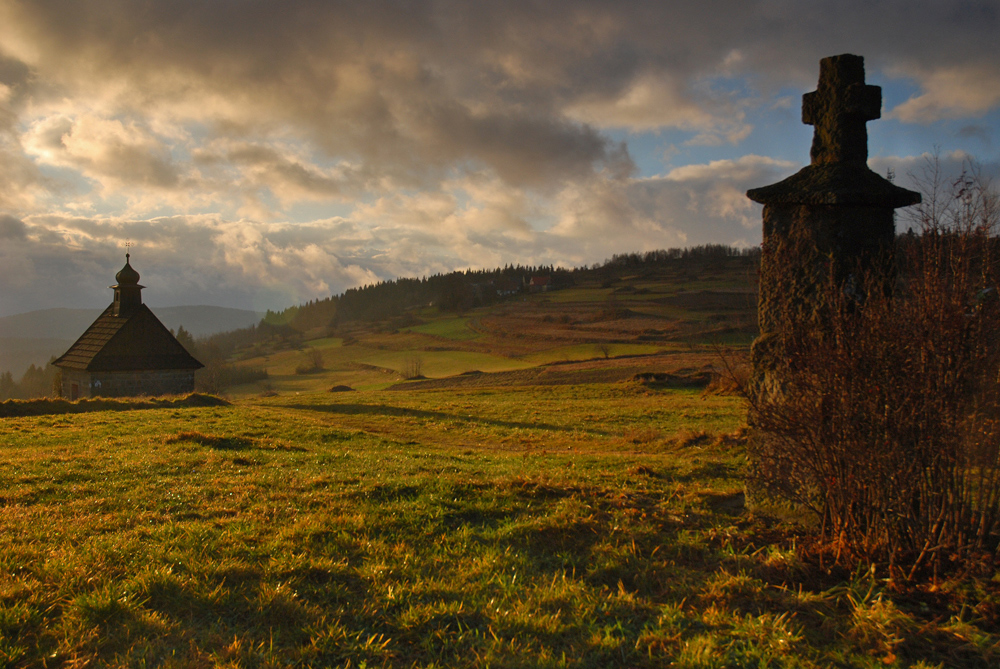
<box><xmin>115</xmin><ymin>253</ymin><xmax>141</xmax><ymax>285</ymax></box>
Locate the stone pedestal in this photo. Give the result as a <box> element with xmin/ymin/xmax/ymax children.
<box><xmin>743</xmin><ymin>56</ymin><xmax>922</xmax><ymax>512</ymax></box>
<box><xmin>747</xmin><ymin>54</ymin><xmax>920</xmax><ymax>370</ymax></box>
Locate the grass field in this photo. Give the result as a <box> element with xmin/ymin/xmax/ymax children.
<box><xmin>2</xmin><ymin>260</ymin><xmax>998</xmax><ymax>667</ymax></box>
<box><xmin>1</xmin><ymin>385</ymin><xmax>998</xmax><ymax>667</ymax></box>
<box><xmin>403</xmin><ymin>317</ymin><xmax>482</xmax><ymax>341</ymax></box>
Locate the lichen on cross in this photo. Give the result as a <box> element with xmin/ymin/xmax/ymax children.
<box><xmin>801</xmin><ymin>54</ymin><xmax>881</xmax><ymax>165</ymax></box>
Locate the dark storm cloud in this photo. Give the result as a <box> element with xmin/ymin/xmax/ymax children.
<box><xmin>2</xmin><ymin>0</ymin><xmax>997</xmax><ymax>191</ymax></box>
<box><xmin>0</xmin><ymin>214</ymin><xmax>26</xmax><ymax>239</ymax></box>
<box><xmin>957</xmin><ymin>125</ymin><xmax>992</xmax><ymax>147</ymax></box>
<box><xmin>0</xmin><ymin>0</ymin><xmax>997</xmax><ymax>314</ymax></box>
<box><xmin>1</xmin><ymin>0</ymin><xmax>640</xmax><ymax>189</ymax></box>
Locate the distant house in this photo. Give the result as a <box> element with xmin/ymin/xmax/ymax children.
<box><xmin>54</xmin><ymin>255</ymin><xmax>203</xmax><ymax>399</ymax></box>
<box><xmin>527</xmin><ymin>276</ymin><xmax>551</xmax><ymax>293</ymax></box>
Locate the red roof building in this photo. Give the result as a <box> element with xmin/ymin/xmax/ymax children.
<box><xmin>54</xmin><ymin>255</ymin><xmax>203</xmax><ymax>399</ymax></box>
<box><xmin>528</xmin><ymin>276</ymin><xmax>551</xmax><ymax>293</ymax></box>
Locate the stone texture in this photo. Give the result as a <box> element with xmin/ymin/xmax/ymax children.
<box><xmin>61</xmin><ymin>369</ymin><xmax>197</xmax><ymax>399</ymax></box>
<box><xmin>747</xmin><ymin>54</ymin><xmax>921</xmax><ymax>340</ymax></box>
<box><xmin>743</xmin><ymin>55</ymin><xmax>924</xmax><ymax>511</ymax></box>
<box><xmin>802</xmin><ymin>54</ymin><xmax>880</xmax><ymax>165</ymax></box>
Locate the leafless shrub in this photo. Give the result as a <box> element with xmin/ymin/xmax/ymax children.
<box><xmin>594</xmin><ymin>294</ymin><xmax>629</xmax><ymax>321</ymax></box>
<box><xmin>705</xmin><ymin>362</ymin><xmax>749</xmax><ymax>396</ymax></box>
<box><xmin>402</xmin><ymin>354</ymin><xmax>425</xmax><ymax>379</ymax></box>
<box><xmin>294</xmin><ymin>347</ymin><xmax>325</xmax><ymax>375</ymax></box>
<box><xmin>746</xmin><ymin>159</ymin><xmax>1000</xmax><ymax>579</ymax></box>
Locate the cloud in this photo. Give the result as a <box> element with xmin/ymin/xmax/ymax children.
<box><xmin>219</xmin><ymin>142</ymin><xmax>364</xmax><ymax>205</ymax></box>
<box><xmin>2</xmin><ymin>1</ymin><xmax>996</xmax><ymax>202</ymax></box>
<box><xmin>0</xmin><ymin>214</ymin><xmax>26</xmax><ymax>239</ymax></box>
<box><xmin>889</xmin><ymin>63</ymin><xmax>1000</xmax><ymax>123</ymax></box>
<box><xmin>546</xmin><ymin>155</ymin><xmax>798</xmax><ymax>262</ymax></box>
<box><xmin>634</xmin><ymin>155</ymin><xmax>797</xmax><ymax>236</ymax></box>
<box><xmin>0</xmin><ymin>80</ymin><xmax>43</xmax><ymax>209</ymax></box>
<box><xmin>0</xmin><ymin>0</ymin><xmax>640</xmax><ymax>194</ymax></box>
<box><xmin>565</xmin><ymin>73</ymin><xmax>736</xmax><ymax>133</ymax></box>
<box><xmin>2</xmin><ymin>152</ymin><xmax>798</xmax><ymax>314</ymax></box>
<box><xmin>0</xmin><ymin>1</ymin><xmax>996</xmax><ymax>315</ymax></box>
<box><xmin>867</xmin><ymin>151</ymin><xmax>1000</xmax><ymax>228</ymax></box>
<box><xmin>0</xmin><ymin>139</ymin><xmax>40</xmax><ymax>211</ymax></box>
<box><xmin>957</xmin><ymin>125</ymin><xmax>992</xmax><ymax>146</ymax></box>
<box><xmin>3</xmin><ymin>213</ymin><xmax>385</xmax><ymax>315</ymax></box>
<box><xmin>24</xmin><ymin>114</ymin><xmax>181</xmax><ymax>189</ymax></box>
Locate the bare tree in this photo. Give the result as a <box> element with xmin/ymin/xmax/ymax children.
<box><xmin>403</xmin><ymin>354</ymin><xmax>424</xmax><ymax>379</ymax></box>
<box><xmin>295</xmin><ymin>347</ymin><xmax>325</xmax><ymax>375</ymax></box>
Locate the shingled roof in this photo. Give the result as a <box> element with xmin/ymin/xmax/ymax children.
<box><xmin>54</xmin><ymin>303</ymin><xmax>203</xmax><ymax>372</ymax></box>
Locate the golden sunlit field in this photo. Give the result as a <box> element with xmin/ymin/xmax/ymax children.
<box><xmin>2</xmin><ymin>259</ymin><xmax>999</xmax><ymax>667</ymax></box>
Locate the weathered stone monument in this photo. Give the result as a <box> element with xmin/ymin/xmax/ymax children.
<box><xmin>747</xmin><ymin>54</ymin><xmax>920</xmax><ymax>376</ymax></box>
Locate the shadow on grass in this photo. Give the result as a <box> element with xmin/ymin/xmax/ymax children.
<box><xmin>674</xmin><ymin>461</ymin><xmax>738</xmax><ymax>482</ymax></box>
<box><xmin>509</xmin><ymin>520</ymin><xmax>602</xmax><ymax>568</ymax></box>
<box><xmin>137</xmin><ymin>563</ymin><xmax>328</xmax><ymax>636</ymax></box>
<box><xmin>164</xmin><ymin>431</ymin><xmax>255</xmax><ymax>450</ymax></box>
<box><xmin>352</xmin><ymin>483</ymin><xmax>422</xmax><ymax>502</ymax></box>
<box><xmin>439</xmin><ymin>506</ymin><xmax>518</xmax><ymax>530</ymax></box>
<box><xmin>282</xmin><ymin>403</ymin><xmax>597</xmax><ymax>434</ymax></box>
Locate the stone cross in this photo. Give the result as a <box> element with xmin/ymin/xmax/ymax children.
<box><xmin>802</xmin><ymin>54</ymin><xmax>881</xmax><ymax>165</ymax></box>
<box><xmin>746</xmin><ymin>54</ymin><xmax>920</xmax><ymax>416</ymax></box>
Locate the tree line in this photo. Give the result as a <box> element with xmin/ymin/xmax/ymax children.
<box><xmin>0</xmin><ymin>361</ymin><xmax>60</xmax><ymax>400</ymax></box>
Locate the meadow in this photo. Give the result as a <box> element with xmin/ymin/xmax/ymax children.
<box><xmin>1</xmin><ymin>258</ymin><xmax>998</xmax><ymax>667</ymax></box>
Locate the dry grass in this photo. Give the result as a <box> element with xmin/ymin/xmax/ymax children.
<box><xmin>0</xmin><ymin>385</ymin><xmax>997</xmax><ymax>666</ymax></box>
<box><xmin>0</xmin><ymin>392</ymin><xmax>228</xmax><ymax>417</ymax></box>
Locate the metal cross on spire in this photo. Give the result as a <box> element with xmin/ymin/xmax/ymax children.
<box><xmin>801</xmin><ymin>54</ymin><xmax>881</xmax><ymax>165</ymax></box>
<box><xmin>124</xmin><ymin>239</ymin><xmax>132</xmax><ymax>260</ymax></box>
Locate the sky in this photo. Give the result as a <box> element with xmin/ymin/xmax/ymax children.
<box><xmin>0</xmin><ymin>0</ymin><xmax>998</xmax><ymax>317</ymax></box>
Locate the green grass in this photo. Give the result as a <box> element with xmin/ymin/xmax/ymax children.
<box><xmin>404</xmin><ymin>317</ymin><xmax>482</xmax><ymax>341</ymax></box>
<box><xmin>520</xmin><ymin>344</ymin><xmax>672</xmax><ymax>366</ymax></box>
<box><xmin>360</xmin><ymin>350</ymin><xmax>533</xmax><ymax>378</ymax></box>
<box><xmin>1</xmin><ymin>386</ymin><xmax>997</xmax><ymax>667</ymax></box>
<box><xmin>535</xmin><ymin>288</ymin><xmax>616</xmax><ymax>304</ymax></box>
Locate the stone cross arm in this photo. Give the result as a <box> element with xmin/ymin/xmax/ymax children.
<box><xmin>802</xmin><ymin>54</ymin><xmax>881</xmax><ymax>165</ymax></box>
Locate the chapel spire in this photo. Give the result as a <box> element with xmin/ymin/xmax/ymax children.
<box><xmin>111</xmin><ymin>252</ymin><xmax>144</xmax><ymax>317</ymax></box>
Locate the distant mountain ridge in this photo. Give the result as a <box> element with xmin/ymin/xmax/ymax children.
<box><xmin>0</xmin><ymin>305</ymin><xmax>263</xmax><ymax>377</ymax></box>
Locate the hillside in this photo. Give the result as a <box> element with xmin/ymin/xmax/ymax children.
<box><xmin>214</xmin><ymin>249</ymin><xmax>759</xmax><ymax>396</ymax></box>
